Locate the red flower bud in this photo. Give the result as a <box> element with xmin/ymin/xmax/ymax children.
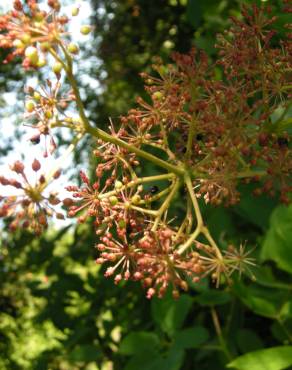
<box><xmin>32</xmin><ymin>159</ymin><xmax>41</xmax><ymax>172</ymax></box>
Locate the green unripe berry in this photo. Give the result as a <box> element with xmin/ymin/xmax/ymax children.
<box><xmin>109</xmin><ymin>196</ymin><xmax>118</xmax><ymax>206</ymax></box>
<box><xmin>25</xmin><ymin>46</ymin><xmax>39</xmax><ymax>65</ymax></box>
<box><xmin>40</xmin><ymin>42</ymin><xmax>50</xmax><ymax>52</ymax></box>
<box><xmin>80</xmin><ymin>25</ymin><xmax>91</xmax><ymax>35</ymax></box>
<box><xmin>45</xmin><ymin>110</ymin><xmax>53</xmax><ymax>119</ymax></box>
<box><xmin>37</xmin><ymin>57</ymin><xmax>47</xmax><ymax>68</ymax></box>
<box><xmin>13</xmin><ymin>39</ymin><xmax>24</xmax><ymax>49</ymax></box>
<box><xmin>67</xmin><ymin>43</ymin><xmax>79</xmax><ymax>54</ymax></box>
<box><xmin>33</xmin><ymin>21</ymin><xmax>43</xmax><ymax>28</ymax></box>
<box><xmin>131</xmin><ymin>194</ymin><xmax>141</xmax><ymax>205</ymax></box>
<box><xmin>52</xmin><ymin>62</ymin><xmax>63</xmax><ymax>74</ymax></box>
<box><xmin>71</xmin><ymin>6</ymin><xmax>79</xmax><ymax>16</ymax></box>
<box><xmin>25</xmin><ymin>100</ymin><xmax>35</xmax><ymax>113</ymax></box>
<box><xmin>114</xmin><ymin>180</ymin><xmax>123</xmax><ymax>190</ymax></box>
<box><xmin>21</xmin><ymin>34</ymin><xmax>31</xmax><ymax>45</ymax></box>
<box><xmin>34</xmin><ymin>12</ymin><xmax>45</xmax><ymax>22</ymax></box>
<box><xmin>118</xmin><ymin>220</ymin><xmax>126</xmax><ymax>229</ymax></box>
<box><xmin>152</xmin><ymin>91</ymin><xmax>163</xmax><ymax>100</ymax></box>
<box><xmin>33</xmin><ymin>92</ymin><xmax>41</xmax><ymax>101</ymax></box>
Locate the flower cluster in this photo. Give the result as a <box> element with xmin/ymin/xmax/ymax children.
<box><xmin>96</xmin><ymin>228</ymin><xmax>204</xmax><ymax>299</ymax></box>
<box><xmin>0</xmin><ymin>0</ymin><xmax>67</xmax><ymax>68</ymax></box>
<box><xmin>0</xmin><ymin>159</ymin><xmax>63</xmax><ymax>234</ymax></box>
<box><xmin>0</xmin><ymin>1</ymin><xmax>291</xmax><ymax>298</ymax></box>
<box><xmin>24</xmin><ymin>80</ymin><xmax>78</xmax><ymax>156</ymax></box>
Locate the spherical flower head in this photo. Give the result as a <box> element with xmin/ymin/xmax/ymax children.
<box><xmin>25</xmin><ymin>46</ymin><xmax>39</xmax><ymax>65</ymax></box>
<box><xmin>0</xmin><ymin>159</ymin><xmax>63</xmax><ymax>234</ymax></box>
<box><xmin>0</xmin><ymin>0</ymin><xmax>67</xmax><ymax>66</ymax></box>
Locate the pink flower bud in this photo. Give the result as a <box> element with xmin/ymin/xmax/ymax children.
<box><xmin>11</xmin><ymin>160</ymin><xmax>24</xmax><ymax>174</ymax></box>
<box><xmin>32</xmin><ymin>159</ymin><xmax>41</xmax><ymax>172</ymax></box>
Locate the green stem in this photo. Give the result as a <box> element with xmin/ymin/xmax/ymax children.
<box><xmin>177</xmin><ymin>175</ymin><xmax>203</xmax><ymax>254</ymax></box>
<box><xmin>185</xmin><ymin>174</ymin><xmax>203</xmax><ymax>227</ymax></box>
<box><xmin>177</xmin><ymin>175</ymin><xmax>223</xmax><ymax>259</ymax></box>
<box><xmin>98</xmin><ymin>173</ymin><xmax>174</xmax><ymax>200</ymax></box>
<box><xmin>86</xmin><ymin>125</ymin><xmax>184</xmax><ymax>176</ymax></box>
<box><xmin>58</xmin><ymin>55</ymin><xmax>185</xmax><ymax>176</ymax></box>
<box><xmin>202</xmin><ymin>226</ymin><xmax>223</xmax><ymax>259</ymax></box>
<box><xmin>211</xmin><ymin>307</ymin><xmax>233</xmax><ymax>361</ymax></box>
<box><xmin>151</xmin><ymin>179</ymin><xmax>180</xmax><ymax>231</ymax></box>
<box><xmin>177</xmin><ymin>225</ymin><xmax>201</xmax><ymax>254</ymax></box>
<box><xmin>174</xmin><ymin>198</ymin><xmax>193</xmax><ymax>242</ymax></box>
<box><xmin>140</xmin><ymin>187</ymin><xmax>171</xmax><ymax>205</ymax></box>
<box><xmin>129</xmin><ymin>205</ymin><xmax>158</xmax><ymax>216</ymax></box>
<box><xmin>186</xmin><ymin>118</ymin><xmax>196</xmax><ymax>160</ymax></box>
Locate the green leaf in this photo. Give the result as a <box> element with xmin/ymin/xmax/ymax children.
<box><xmin>124</xmin><ymin>348</ymin><xmax>184</xmax><ymax>370</ymax></box>
<box><xmin>173</xmin><ymin>326</ymin><xmax>209</xmax><ymax>349</ymax></box>
<box><xmin>186</xmin><ymin>0</ymin><xmax>202</xmax><ymax>28</ymax></box>
<box><xmin>275</xmin><ymin>118</ymin><xmax>292</xmax><ymax>134</ymax></box>
<box><xmin>119</xmin><ymin>331</ymin><xmax>160</xmax><ymax>355</ymax></box>
<box><xmin>232</xmin><ymin>281</ymin><xmax>284</xmax><ymax>319</ymax></box>
<box><xmin>203</xmin><ymin>206</ymin><xmax>235</xmax><ymax>241</ymax></box>
<box><xmin>261</xmin><ymin>205</ymin><xmax>292</xmax><ymax>274</ymax></box>
<box><xmin>235</xmin><ymin>185</ymin><xmax>277</xmax><ymax>230</ymax></box>
<box><xmin>124</xmin><ymin>349</ymin><xmax>161</xmax><ymax>370</ymax></box>
<box><xmin>270</xmin><ymin>319</ymin><xmax>292</xmax><ymax>343</ymax></box>
<box><xmin>252</xmin><ymin>266</ymin><xmax>292</xmax><ymax>291</ymax></box>
<box><xmin>228</xmin><ymin>346</ymin><xmax>292</xmax><ymax>370</ymax></box>
<box><xmin>195</xmin><ymin>290</ymin><xmax>231</xmax><ymax>306</ymax></box>
<box><xmin>236</xmin><ymin>329</ymin><xmax>264</xmax><ymax>354</ymax></box>
<box><xmin>68</xmin><ymin>345</ymin><xmax>100</xmax><ymax>363</ymax></box>
<box><xmin>151</xmin><ymin>294</ymin><xmax>193</xmax><ymax>336</ymax></box>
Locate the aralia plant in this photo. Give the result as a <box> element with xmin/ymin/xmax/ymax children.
<box><xmin>0</xmin><ymin>0</ymin><xmax>291</xmax><ymax>298</ymax></box>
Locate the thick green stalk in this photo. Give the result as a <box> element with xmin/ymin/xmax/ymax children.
<box><xmin>151</xmin><ymin>179</ymin><xmax>181</xmax><ymax>231</ymax></box>
<box><xmin>86</xmin><ymin>125</ymin><xmax>185</xmax><ymax>176</ymax></box>
<box><xmin>98</xmin><ymin>173</ymin><xmax>174</xmax><ymax>200</ymax></box>
<box><xmin>61</xmin><ymin>57</ymin><xmax>185</xmax><ymax>176</ymax></box>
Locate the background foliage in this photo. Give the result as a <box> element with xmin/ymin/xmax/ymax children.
<box><xmin>1</xmin><ymin>0</ymin><xmax>292</xmax><ymax>369</ymax></box>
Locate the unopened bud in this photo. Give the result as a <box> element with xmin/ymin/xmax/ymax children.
<box><xmin>40</xmin><ymin>42</ymin><xmax>50</xmax><ymax>52</ymax></box>
<box><xmin>38</xmin><ymin>213</ymin><xmax>47</xmax><ymax>226</ymax></box>
<box><xmin>80</xmin><ymin>25</ymin><xmax>91</xmax><ymax>35</ymax></box>
<box><xmin>37</xmin><ymin>57</ymin><xmax>47</xmax><ymax>68</ymax></box>
<box><xmin>67</xmin><ymin>42</ymin><xmax>79</xmax><ymax>54</ymax></box>
<box><xmin>25</xmin><ymin>100</ymin><xmax>35</xmax><ymax>113</ymax></box>
<box><xmin>45</xmin><ymin>110</ymin><xmax>53</xmax><ymax>119</ymax></box>
<box><xmin>152</xmin><ymin>91</ymin><xmax>163</xmax><ymax>100</ymax></box>
<box><xmin>131</xmin><ymin>194</ymin><xmax>141</xmax><ymax>204</ymax></box>
<box><xmin>39</xmin><ymin>175</ymin><xmax>46</xmax><ymax>184</ymax></box>
<box><xmin>71</xmin><ymin>6</ymin><xmax>79</xmax><ymax>16</ymax></box>
<box><xmin>109</xmin><ymin>196</ymin><xmax>118</xmax><ymax>206</ymax></box>
<box><xmin>114</xmin><ymin>180</ymin><xmax>123</xmax><ymax>190</ymax></box>
<box><xmin>33</xmin><ymin>92</ymin><xmax>41</xmax><ymax>101</ymax></box>
<box><xmin>52</xmin><ymin>62</ymin><xmax>63</xmax><ymax>74</ymax></box>
<box><xmin>32</xmin><ymin>159</ymin><xmax>41</xmax><ymax>172</ymax></box>
<box><xmin>13</xmin><ymin>39</ymin><xmax>24</xmax><ymax>49</ymax></box>
<box><xmin>53</xmin><ymin>169</ymin><xmax>61</xmax><ymax>179</ymax></box>
<box><xmin>25</xmin><ymin>46</ymin><xmax>39</xmax><ymax>65</ymax></box>
<box><xmin>21</xmin><ymin>34</ymin><xmax>31</xmax><ymax>45</ymax></box>
<box><xmin>11</xmin><ymin>160</ymin><xmax>24</xmax><ymax>174</ymax></box>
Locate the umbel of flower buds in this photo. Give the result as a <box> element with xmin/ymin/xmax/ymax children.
<box><xmin>0</xmin><ymin>1</ymin><xmax>290</xmax><ymax>299</ymax></box>
<box><xmin>0</xmin><ymin>159</ymin><xmax>64</xmax><ymax>234</ymax></box>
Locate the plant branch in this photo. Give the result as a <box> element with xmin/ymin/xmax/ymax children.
<box><xmin>151</xmin><ymin>179</ymin><xmax>180</xmax><ymax>231</ymax></box>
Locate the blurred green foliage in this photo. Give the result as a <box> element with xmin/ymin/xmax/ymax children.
<box><xmin>1</xmin><ymin>0</ymin><xmax>292</xmax><ymax>369</ymax></box>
